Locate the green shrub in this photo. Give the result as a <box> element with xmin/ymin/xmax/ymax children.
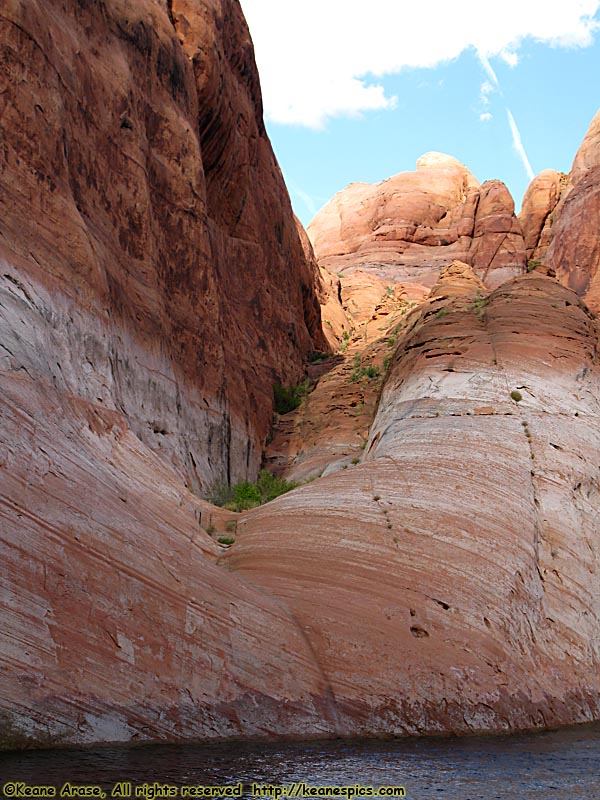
<box><xmin>255</xmin><ymin>469</ymin><xmax>298</xmax><ymax>504</ymax></box>
<box><xmin>210</xmin><ymin>470</ymin><xmax>298</xmax><ymax>513</ymax></box>
<box><xmin>527</xmin><ymin>259</ymin><xmax>542</xmax><ymax>273</ymax></box>
<box><xmin>218</xmin><ymin>537</ymin><xmax>235</xmax><ymax>546</ymax></box>
<box><xmin>469</xmin><ymin>294</ymin><xmax>488</xmax><ymax>315</ymax></box>
<box><xmin>231</xmin><ymin>481</ymin><xmax>261</xmax><ymax>510</ymax></box>
<box><xmin>510</xmin><ymin>390</ymin><xmax>523</xmax><ymax>402</ymax></box>
<box><xmin>350</xmin><ymin>359</ymin><xmax>381</xmax><ymax>383</ymax></box>
<box><xmin>273</xmin><ymin>380</ymin><xmax>310</xmax><ymax>414</ymax></box>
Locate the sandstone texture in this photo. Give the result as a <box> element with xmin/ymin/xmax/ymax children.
<box><xmin>307</xmin><ymin>153</ymin><xmax>526</xmax><ymax>291</ymax></box>
<box><xmin>539</xmin><ymin>111</ymin><xmax>600</xmax><ymax>311</ymax></box>
<box><xmin>3</xmin><ymin>0</ymin><xmax>600</xmax><ymax>753</ymax></box>
<box><xmin>0</xmin><ymin>0</ymin><xmax>325</xmax><ymax>495</ymax></box>
<box><xmin>0</xmin><ymin>371</ymin><xmax>331</xmax><ymax>748</ymax></box>
<box><xmin>230</xmin><ymin>265</ymin><xmax>600</xmax><ymax>737</ymax></box>
<box><xmin>518</xmin><ymin>169</ymin><xmax>565</xmax><ymax>263</ymax></box>
<box><xmin>5</xmin><ymin>262</ymin><xmax>600</xmax><ymax>748</ymax></box>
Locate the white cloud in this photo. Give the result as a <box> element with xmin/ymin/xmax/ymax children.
<box><xmin>477</xmin><ymin>54</ymin><xmax>500</xmax><ymax>89</ymax></box>
<box><xmin>500</xmin><ymin>50</ymin><xmax>519</xmax><ymax>67</ymax></box>
<box><xmin>239</xmin><ymin>0</ymin><xmax>600</xmax><ymax>127</ymax></box>
<box><xmin>480</xmin><ymin>112</ymin><xmax>493</xmax><ymax>122</ymax></box>
<box><xmin>507</xmin><ymin>109</ymin><xmax>535</xmax><ymax>180</ymax></box>
<box><xmin>480</xmin><ymin>80</ymin><xmax>495</xmax><ymax>105</ymax></box>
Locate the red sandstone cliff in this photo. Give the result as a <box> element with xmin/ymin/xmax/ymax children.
<box><xmin>307</xmin><ymin>152</ymin><xmax>526</xmax><ymax>291</ymax></box>
<box><xmin>0</xmin><ymin>0</ymin><xmax>325</xmax><ymax>495</ymax></box>
<box><xmin>230</xmin><ymin>264</ymin><xmax>600</xmax><ymax>736</ymax></box>
<box><xmin>532</xmin><ymin>111</ymin><xmax>600</xmax><ymax>311</ymax></box>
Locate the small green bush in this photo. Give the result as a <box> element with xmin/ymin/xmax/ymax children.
<box><xmin>255</xmin><ymin>469</ymin><xmax>298</xmax><ymax>504</ymax></box>
<box><xmin>210</xmin><ymin>470</ymin><xmax>298</xmax><ymax>513</ymax></box>
<box><xmin>350</xmin><ymin>361</ymin><xmax>381</xmax><ymax>382</ymax></box>
<box><xmin>273</xmin><ymin>380</ymin><xmax>310</xmax><ymax>414</ymax></box>
<box><xmin>510</xmin><ymin>390</ymin><xmax>523</xmax><ymax>402</ymax></box>
<box><xmin>469</xmin><ymin>294</ymin><xmax>488</xmax><ymax>315</ymax></box>
<box><xmin>218</xmin><ymin>537</ymin><xmax>235</xmax><ymax>546</ymax></box>
<box><xmin>230</xmin><ymin>481</ymin><xmax>261</xmax><ymax>510</ymax></box>
<box><xmin>527</xmin><ymin>259</ymin><xmax>542</xmax><ymax>273</ymax></box>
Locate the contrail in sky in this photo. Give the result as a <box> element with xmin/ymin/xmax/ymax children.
<box><xmin>507</xmin><ymin>109</ymin><xmax>535</xmax><ymax>181</ymax></box>
<box><xmin>478</xmin><ymin>52</ymin><xmax>535</xmax><ymax>181</ymax></box>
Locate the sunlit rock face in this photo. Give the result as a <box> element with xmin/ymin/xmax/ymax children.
<box><xmin>539</xmin><ymin>110</ymin><xmax>600</xmax><ymax>312</ymax></box>
<box><xmin>518</xmin><ymin>169</ymin><xmax>565</xmax><ymax>264</ymax></box>
<box><xmin>307</xmin><ymin>153</ymin><xmax>526</xmax><ymax>291</ymax></box>
<box><xmin>228</xmin><ymin>264</ymin><xmax>600</xmax><ymax>737</ymax></box>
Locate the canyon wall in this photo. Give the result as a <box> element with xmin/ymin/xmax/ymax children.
<box><xmin>0</xmin><ymin>0</ymin><xmax>325</xmax><ymax>495</ymax></box>
<box><xmin>535</xmin><ymin>110</ymin><xmax>600</xmax><ymax>312</ymax></box>
<box><xmin>2</xmin><ymin>0</ymin><xmax>600</xmax><ymax>750</ymax></box>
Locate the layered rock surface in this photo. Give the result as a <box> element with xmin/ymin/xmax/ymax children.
<box><xmin>307</xmin><ymin>153</ymin><xmax>526</xmax><ymax>291</ymax></box>
<box><xmin>539</xmin><ymin>111</ymin><xmax>600</xmax><ymax>311</ymax></box>
<box><xmin>3</xmin><ymin>0</ymin><xmax>600</xmax><ymax>752</ymax></box>
<box><xmin>0</xmin><ymin>371</ymin><xmax>331</xmax><ymax>747</ymax></box>
<box><xmin>518</xmin><ymin>169</ymin><xmax>565</xmax><ymax>263</ymax></box>
<box><xmin>230</xmin><ymin>264</ymin><xmax>600</xmax><ymax>736</ymax></box>
<box><xmin>5</xmin><ymin>260</ymin><xmax>600</xmax><ymax>748</ymax></box>
<box><xmin>0</xmin><ymin>0</ymin><xmax>325</xmax><ymax>494</ymax></box>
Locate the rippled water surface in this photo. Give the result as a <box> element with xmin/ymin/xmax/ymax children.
<box><xmin>1</xmin><ymin>723</ymin><xmax>600</xmax><ymax>799</ymax></box>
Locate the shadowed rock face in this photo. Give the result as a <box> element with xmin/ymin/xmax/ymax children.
<box><xmin>0</xmin><ymin>0</ymin><xmax>325</xmax><ymax>493</ymax></box>
<box><xmin>307</xmin><ymin>153</ymin><xmax>526</xmax><ymax>291</ymax></box>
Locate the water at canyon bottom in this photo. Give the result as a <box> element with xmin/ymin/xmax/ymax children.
<box><xmin>1</xmin><ymin>722</ymin><xmax>599</xmax><ymax>799</ymax></box>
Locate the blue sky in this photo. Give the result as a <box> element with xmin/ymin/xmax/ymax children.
<box><xmin>239</xmin><ymin>1</ymin><xmax>600</xmax><ymax>227</ymax></box>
